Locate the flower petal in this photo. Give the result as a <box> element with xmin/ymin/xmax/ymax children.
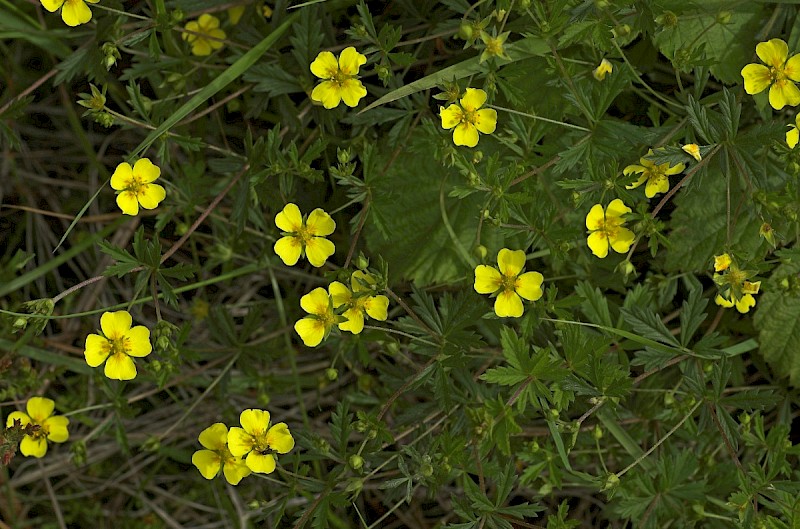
<box><xmin>328</xmin><ymin>281</ymin><xmax>352</xmax><ymax>308</ymax></box>
<box><xmin>497</xmin><ymin>248</ymin><xmax>525</xmax><ymax>277</ymax></box>
<box><xmin>245</xmin><ymin>452</ymin><xmax>276</xmax><ymax>474</ymax></box>
<box><xmin>304</xmin><ymin>237</ymin><xmax>335</xmax><ymax>267</ymax></box>
<box><xmin>644</xmin><ymin>174</ymin><xmax>669</xmax><ymax>198</ymax></box>
<box><xmin>756</xmin><ymin>38</ymin><xmax>788</xmax><ymax>69</ymax></box>
<box><xmin>27</xmin><ymin>397</ymin><xmax>54</xmax><ymax>422</ymax></box>
<box><xmin>192</xmin><ymin>450</ymin><xmax>222</xmax><ymax>479</ymax></box>
<box><xmin>605</xmin><ymin>199</ymin><xmax>631</xmax><ymax>219</ymax></box>
<box><xmin>84</xmin><ymin>334</ymin><xmax>110</xmax><ymax>367</ymax></box>
<box><xmin>516</xmin><ymin>272</ymin><xmax>544</xmax><ymax>302</ymax></box>
<box><xmin>453</xmin><ymin>122</ymin><xmax>479</xmax><ymax>147</ymax></box>
<box><xmin>294</xmin><ymin>317</ymin><xmax>326</xmax><ymax>347</ymax></box>
<box><xmin>311</xmin><ymin>81</ymin><xmax>342</xmax><ymax>109</ymax></box>
<box><xmin>735</xmin><ymin>294</ymin><xmax>756</xmax><ymax>314</ymax></box>
<box><xmin>787</xmin><ymin>126</ymin><xmax>799</xmax><ymax>148</ymax></box>
<box><xmin>101</xmin><ymin>311</ymin><xmax>132</xmax><ymax>340</ymax></box>
<box><xmin>198</xmin><ymin>422</ymin><xmax>228</xmax><ymax>451</ymax></box>
<box><xmin>44</xmin><ymin>416</ymin><xmax>69</xmax><ymax>443</ymax></box>
<box><xmin>339</xmin><ymin>307</ymin><xmax>364</xmax><ymax>334</ymax></box>
<box><xmin>124</xmin><ymin>326</ymin><xmax>152</xmax><ymax>357</ymax></box>
<box><xmin>133</xmin><ymin>158</ymin><xmax>160</xmax><ymax>183</ymax></box>
<box><xmin>6</xmin><ymin>411</ymin><xmax>31</xmax><ymax>428</ymax></box>
<box><xmin>460</xmin><ymin>88</ymin><xmax>487</xmax><ymax>111</ymax></box>
<box><xmin>61</xmin><ymin>0</ymin><xmax>92</xmax><ymax>26</ymax></box>
<box><xmin>275</xmin><ymin>203</ymin><xmax>303</xmax><ymax>233</ymax></box>
<box><xmin>104</xmin><ymin>353</ymin><xmax>137</xmax><ymax>380</ymax></box>
<box><xmin>191</xmin><ymin>39</ymin><xmax>213</xmax><ymax>57</ymax></box>
<box><xmin>587</xmin><ymin>231</ymin><xmax>609</xmax><ymax>258</ymax></box>
<box><xmin>440</xmin><ymin>105</ymin><xmax>463</xmax><ymax>130</ymax></box>
<box><xmin>769</xmin><ymin>79</ymin><xmax>800</xmax><ymax>110</ymax></box>
<box><xmin>310</xmin><ymin>51</ymin><xmax>339</xmax><ymax>79</ymax></box>
<box><xmin>40</xmin><ymin>0</ymin><xmax>65</xmax><ymax>13</ymax></box>
<box><xmin>226</xmin><ymin>427</ymin><xmax>254</xmax><ymax>457</ymax></box>
<box><xmin>274</xmin><ymin>236</ymin><xmax>303</xmax><ymax>266</ymax></box>
<box><xmin>20</xmin><ymin>436</ymin><xmax>47</xmax><ymax>458</ymax></box>
<box><xmin>300</xmin><ymin>287</ymin><xmax>331</xmax><ymax>316</ymax></box>
<box><xmin>137</xmin><ymin>184</ymin><xmax>166</xmax><ymax>210</ymax></box>
<box><xmin>340</xmin><ymin>79</ymin><xmax>367</xmax><ymax>107</ymax></box>
<box><xmin>785</xmin><ymin>53</ymin><xmax>800</xmax><ymax>81</ymax></box>
<box><xmin>198</xmin><ymin>13</ymin><xmax>220</xmax><ymax>30</ymax></box>
<box><xmin>240</xmin><ymin>409</ymin><xmax>270</xmax><ymax>436</ymax></box>
<box><xmin>364</xmin><ymin>295</ymin><xmax>389</xmax><ymax>321</ymax></box>
<box><xmin>741</xmin><ymin>64</ymin><xmax>771</xmax><ymax>95</ymax></box>
<box><xmin>306</xmin><ymin>208</ymin><xmax>335</xmax><ymax>236</ymax></box>
<box><xmin>474</xmin><ymin>108</ymin><xmax>497</xmax><ymax>134</ymax></box>
<box><xmin>585</xmin><ymin>204</ymin><xmax>605</xmax><ymax>231</ymax></box>
<box><xmin>610</xmin><ymin>227</ymin><xmax>635</xmax><ymax>254</ymax></box>
<box><xmin>266</xmin><ymin>422</ymin><xmax>295</xmax><ymax>453</ymax></box>
<box><xmin>338</xmin><ymin>47</ymin><xmax>367</xmax><ymax>75</ymax></box>
<box><xmin>474</xmin><ymin>265</ymin><xmax>502</xmax><ymax>294</ymax></box>
<box><xmin>222</xmin><ymin>458</ymin><xmax>251</xmax><ymax>485</ymax></box>
<box><xmin>494</xmin><ymin>290</ymin><xmax>523</xmax><ymax>318</ymax></box>
<box><xmin>116</xmin><ymin>192</ymin><xmax>140</xmax><ymax>216</ymax></box>
<box><xmin>110</xmin><ymin>162</ymin><xmax>133</xmax><ymax>191</ymax></box>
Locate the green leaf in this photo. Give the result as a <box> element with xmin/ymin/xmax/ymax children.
<box><xmin>575</xmin><ymin>281</ymin><xmax>613</xmax><ymax>328</ymax></box>
<box><xmin>753</xmin><ymin>292</ymin><xmax>800</xmax><ymax>385</ymax></box>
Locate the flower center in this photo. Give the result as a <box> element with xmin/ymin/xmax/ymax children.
<box><xmin>31</xmin><ymin>423</ymin><xmax>49</xmax><ymax>440</ymax></box>
<box><xmin>485</xmin><ymin>38</ymin><xmax>503</xmax><ymax>55</ymax></box>
<box><xmin>251</xmin><ymin>430</ymin><xmax>275</xmax><ymax>454</ymax></box>
<box><xmin>500</xmin><ymin>274</ymin><xmax>519</xmax><ymax>293</ymax></box>
<box><xmin>296</xmin><ymin>225</ymin><xmax>313</xmax><ymax>244</ymax></box>
<box><xmin>770</xmin><ymin>65</ymin><xmax>787</xmax><ymax>83</ymax></box>
<box><xmin>123</xmin><ymin>176</ymin><xmax>147</xmax><ymax>196</ymax></box>
<box><xmin>597</xmin><ymin>217</ymin><xmax>622</xmax><ymax>239</ymax></box>
<box><xmin>461</xmin><ymin>108</ymin><xmax>478</xmax><ymax>125</ymax></box>
<box><xmin>108</xmin><ymin>336</ymin><xmax>131</xmax><ymax>356</ymax></box>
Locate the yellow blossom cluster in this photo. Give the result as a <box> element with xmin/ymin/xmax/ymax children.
<box><xmin>474</xmin><ymin>248</ymin><xmax>544</xmax><ymax>318</ymax></box>
<box><xmin>310</xmin><ymin>47</ymin><xmax>368</xmax><ymax>109</ymax></box>
<box><xmin>183</xmin><ymin>14</ymin><xmax>226</xmax><ymax>57</ymax></box>
<box><xmin>83</xmin><ymin>310</ymin><xmax>152</xmax><ymax>380</ymax></box>
<box><xmin>192</xmin><ymin>409</ymin><xmax>294</xmax><ymax>484</ymax></box>
<box><xmin>741</xmin><ymin>38</ymin><xmax>800</xmax><ymax>110</ymax></box>
<box><xmin>623</xmin><ymin>150</ymin><xmax>685</xmax><ymax>199</ymax></box>
<box><xmin>585</xmin><ymin>199</ymin><xmax>635</xmax><ymax>259</ymax></box>
<box><xmin>439</xmin><ymin>88</ymin><xmax>498</xmax><ymax>147</ymax></box>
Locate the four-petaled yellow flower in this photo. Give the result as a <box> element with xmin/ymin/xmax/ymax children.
<box><xmin>84</xmin><ymin>310</ymin><xmax>152</xmax><ymax>380</ymax></box>
<box><xmin>227</xmin><ymin>409</ymin><xmax>294</xmax><ymax>474</ymax></box>
<box><xmin>183</xmin><ymin>14</ymin><xmax>226</xmax><ymax>56</ymax></box>
<box><xmin>787</xmin><ymin>114</ymin><xmax>800</xmax><ymax>148</ymax></box>
<box><xmin>329</xmin><ymin>271</ymin><xmax>389</xmax><ymax>334</ymax></box>
<box><xmin>715</xmin><ymin>281</ymin><xmax>761</xmax><ymax>314</ymax></box>
<box><xmin>192</xmin><ymin>423</ymin><xmax>251</xmax><ymax>485</ymax></box>
<box><xmin>294</xmin><ymin>287</ymin><xmax>336</xmax><ymax>347</ymax></box>
<box><xmin>6</xmin><ymin>397</ymin><xmax>69</xmax><ymax>458</ymax></box>
<box><xmin>274</xmin><ymin>203</ymin><xmax>336</xmax><ymax>267</ymax></box>
<box><xmin>41</xmin><ymin>0</ymin><xmax>99</xmax><ymax>27</ymax></box>
<box><xmin>593</xmin><ymin>59</ymin><xmax>613</xmax><ymax>81</ymax></box>
<box><xmin>474</xmin><ymin>248</ymin><xmax>544</xmax><ymax>318</ymax></box>
<box><xmin>741</xmin><ymin>38</ymin><xmax>800</xmax><ymax>110</ymax></box>
<box><xmin>111</xmin><ymin>158</ymin><xmax>166</xmax><ymax>216</ymax></box>
<box><xmin>310</xmin><ymin>47</ymin><xmax>368</xmax><ymax>109</ymax></box>
<box><xmin>714</xmin><ymin>253</ymin><xmax>732</xmax><ymax>272</ymax></box>
<box><xmin>585</xmin><ymin>199</ymin><xmax>635</xmax><ymax>258</ymax></box>
<box><xmin>624</xmin><ymin>150</ymin><xmax>685</xmax><ymax>198</ymax></box>
<box><xmin>440</xmin><ymin>88</ymin><xmax>498</xmax><ymax>148</ymax></box>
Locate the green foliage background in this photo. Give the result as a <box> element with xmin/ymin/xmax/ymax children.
<box><xmin>1</xmin><ymin>0</ymin><xmax>800</xmax><ymax>527</ymax></box>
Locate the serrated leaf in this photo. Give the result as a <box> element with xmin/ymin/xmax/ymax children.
<box><xmin>753</xmin><ymin>292</ymin><xmax>800</xmax><ymax>385</ymax></box>
<box><xmin>621</xmin><ymin>306</ymin><xmax>680</xmax><ymax>347</ymax></box>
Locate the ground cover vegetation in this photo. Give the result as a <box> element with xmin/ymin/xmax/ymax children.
<box><xmin>1</xmin><ymin>0</ymin><xmax>800</xmax><ymax>527</ymax></box>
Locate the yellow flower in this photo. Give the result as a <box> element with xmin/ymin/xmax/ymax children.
<box><xmin>310</xmin><ymin>47</ymin><xmax>368</xmax><ymax>109</ymax></box>
<box><xmin>274</xmin><ymin>203</ymin><xmax>336</xmax><ymax>267</ymax></box>
<box><xmin>440</xmin><ymin>88</ymin><xmax>498</xmax><ymax>148</ymax></box>
<box><xmin>593</xmin><ymin>59</ymin><xmax>613</xmax><ymax>81</ymax></box>
<box><xmin>787</xmin><ymin>114</ymin><xmax>800</xmax><ymax>148</ymax></box>
<box><xmin>192</xmin><ymin>423</ymin><xmax>251</xmax><ymax>485</ymax></box>
<box><xmin>84</xmin><ymin>311</ymin><xmax>152</xmax><ymax>380</ymax></box>
<box><xmin>624</xmin><ymin>150</ymin><xmax>685</xmax><ymax>198</ymax></box>
<box><xmin>585</xmin><ymin>199</ymin><xmax>635</xmax><ymax>259</ymax></box>
<box><xmin>714</xmin><ymin>253</ymin><xmax>732</xmax><ymax>272</ymax></box>
<box><xmin>5</xmin><ymin>397</ymin><xmax>69</xmax><ymax>458</ymax></box>
<box><xmin>110</xmin><ymin>158</ymin><xmax>166</xmax><ymax>216</ymax></box>
<box><xmin>329</xmin><ymin>271</ymin><xmax>389</xmax><ymax>334</ymax></box>
<box><xmin>715</xmin><ymin>292</ymin><xmax>756</xmax><ymax>313</ymax></box>
<box><xmin>294</xmin><ymin>287</ymin><xmax>336</xmax><ymax>347</ymax></box>
<box><xmin>41</xmin><ymin>0</ymin><xmax>99</xmax><ymax>27</ymax></box>
<box><xmin>227</xmin><ymin>409</ymin><xmax>294</xmax><ymax>474</ymax></box>
<box><xmin>741</xmin><ymin>38</ymin><xmax>800</xmax><ymax>110</ymax></box>
<box><xmin>682</xmin><ymin>143</ymin><xmax>702</xmax><ymax>162</ymax></box>
<box><xmin>474</xmin><ymin>248</ymin><xmax>544</xmax><ymax>318</ymax></box>
<box><xmin>182</xmin><ymin>14</ymin><xmax>226</xmax><ymax>56</ymax></box>
<box><xmin>480</xmin><ymin>32</ymin><xmax>510</xmax><ymax>63</ymax></box>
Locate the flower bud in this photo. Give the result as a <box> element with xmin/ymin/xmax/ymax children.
<box><xmin>325</xmin><ymin>368</ymin><xmax>338</xmax><ymax>381</ymax></box>
<box><xmin>349</xmin><ymin>454</ymin><xmax>364</xmax><ymax>470</ymax></box>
